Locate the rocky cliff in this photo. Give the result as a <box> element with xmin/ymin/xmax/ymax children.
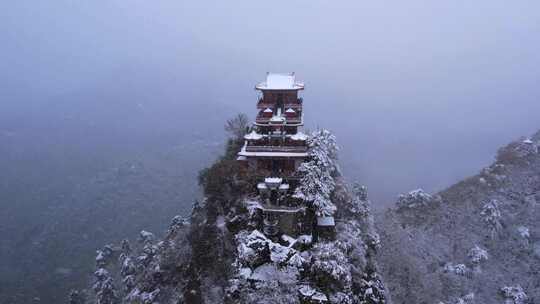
<box><xmin>76</xmin><ymin>130</ymin><xmax>387</xmax><ymax>304</ymax></box>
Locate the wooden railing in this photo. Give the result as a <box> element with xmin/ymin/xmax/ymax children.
<box><xmin>255</xmin><ymin>116</ymin><xmax>302</xmax><ymax>124</ymax></box>
<box><xmin>253</xmin><ymin>169</ymin><xmax>302</xmax><ymax>180</ymax></box>
<box><xmin>285</xmin><ymin>116</ymin><xmax>302</xmax><ymax>124</ymax></box>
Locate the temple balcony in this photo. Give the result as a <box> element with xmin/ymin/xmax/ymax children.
<box><xmin>255</xmin><ymin>115</ymin><xmax>303</xmax><ymax>125</ymax></box>
<box><xmin>260</xmin><ymin>204</ymin><xmax>305</xmax><ymax>213</ymax></box>
<box><xmin>245</xmin><ymin>145</ymin><xmax>308</xmax><ymax>153</ymax></box>
<box><xmin>257</xmin><ymin>99</ymin><xmax>274</xmax><ymax>109</ymax></box>
<box><xmin>284</xmin><ymin>98</ymin><xmax>303</xmax><ymax>109</ymax></box>
<box><xmin>256</xmin><ymin>98</ymin><xmax>303</xmax><ymax>109</ymax></box>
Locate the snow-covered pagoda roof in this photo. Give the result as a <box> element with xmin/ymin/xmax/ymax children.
<box><xmin>238</xmin><ymin>146</ymin><xmax>308</xmax><ymax>158</ymax></box>
<box><xmin>287</xmin><ymin>132</ymin><xmax>308</xmax><ymax>141</ymax></box>
<box><xmin>255</xmin><ymin>73</ymin><xmax>305</xmax><ymax>91</ymax></box>
<box><xmin>244</xmin><ymin>131</ymin><xmax>265</xmax><ymax>140</ymax></box>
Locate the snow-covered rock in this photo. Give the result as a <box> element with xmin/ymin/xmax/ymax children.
<box><xmin>271</xmin><ymin>244</ymin><xmax>295</xmax><ymax>264</ymax></box>
<box><xmin>236</xmin><ymin>230</ymin><xmax>271</xmax><ymax>268</ymax></box>
<box><xmin>250</xmin><ymin>264</ymin><xmax>298</xmax><ymax>284</ymax></box>
<box><xmin>299</xmin><ymin>285</ymin><xmax>328</xmax><ymax>303</ymax></box>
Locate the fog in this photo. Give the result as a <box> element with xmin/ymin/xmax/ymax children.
<box><xmin>1</xmin><ymin>1</ymin><xmax>539</xmax><ymax>302</ymax></box>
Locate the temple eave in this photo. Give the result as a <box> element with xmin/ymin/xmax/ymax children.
<box><xmin>238</xmin><ymin>150</ymin><xmax>308</xmax><ymax>158</ymax></box>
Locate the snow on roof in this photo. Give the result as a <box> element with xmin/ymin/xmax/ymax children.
<box><xmin>265</xmin><ymin>177</ymin><xmax>283</xmax><ymax>184</ymax></box>
<box><xmin>255</xmin><ymin>73</ymin><xmax>305</xmax><ymax>91</ymax></box>
<box><xmin>257</xmin><ymin>182</ymin><xmax>268</xmax><ymax>190</ymax></box>
<box><xmin>523</xmin><ymin>138</ymin><xmax>533</xmax><ymax>144</ymax></box>
<box><xmin>270</xmin><ymin>115</ymin><xmax>285</xmax><ymax>122</ymax></box>
<box><xmin>260</xmin><ymin>206</ymin><xmax>305</xmax><ymax>213</ymax></box>
<box><xmin>238</xmin><ymin>149</ymin><xmax>308</xmax><ymax>158</ymax></box>
<box><xmin>279</xmin><ymin>183</ymin><xmax>290</xmax><ymax>190</ymax></box>
<box><xmin>244</xmin><ymin>131</ymin><xmax>265</xmax><ymax>140</ymax></box>
<box><xmin>285</xmin><ymin>108</ymin><xmax>295</xmax><ymax>113</ymax></box>
<box><xmin>236</xmin><ymin>155</ymin><xmax>247</xmax><ymax>161</ymax></box>
<box><xmin>288</xmin><ymin>132</ymin><xmax>308</xmax><ymax>141</ymax></box>
<box><xmin>238</xmin><ymin>144</ymin><xmax>308</xmax><ymax>158</ymax></box>
<box><xmin>316</xmin><ymin>216</ymin><xmax>335</xmax><ymax>226</ymax></box>
<box><xmin>263</xmin><ymin>107</ymin><xmax>273</xmax><ymax>113</ymax></box>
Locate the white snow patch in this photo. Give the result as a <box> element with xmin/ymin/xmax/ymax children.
<box><xmin>139</xmin><ymin>230</ymin><xmax>155</xmax><ymax>243</ymax></box>
<box><xmin>269</xmin><ymin>242</ymin><xmax>293</xmax><ymax>264</ymax></box>
<box><xmin>444</xmin><ymin>263</ymin><xmax>468</xmax><ymax>275</ymax></box>
<box><xmin>297</xmin><ymin>234</ymin><xmax>313</xmax><ymax>246</ymax></box>
<box><xmin>517</xmin><ymin>226</ymin><xmax>530</xmax><ymax>239</ymax></box>
<box><xmin>216</xmin><ymin>215</ymin><xmax>226</xmax><ymax>230</ymax></box>
<box><xmin>288</xmin><ymin>131</ymin><xmax>308</xmax><ymax>141</ymax></box>
<box><xmin>239</xmin><ymin>267</ymin><xmax>252</xmax><ymax>280</ymax></box>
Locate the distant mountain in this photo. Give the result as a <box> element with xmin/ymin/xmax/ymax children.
<box><xmin>377</xmin><ymin>131</ymin><xmax>540</xmax><ymax>304</ymax></box>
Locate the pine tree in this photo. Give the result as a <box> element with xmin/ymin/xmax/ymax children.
<box><xmin>294</xmin><ymin>130</ymin><xmax>340</xmax><ymax>216</ymax></box>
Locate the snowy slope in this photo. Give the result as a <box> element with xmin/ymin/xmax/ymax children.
<box><xmin>377</xmin><ymin>131</ymin><xmax>540</xmax><ymax>304</ymax></box>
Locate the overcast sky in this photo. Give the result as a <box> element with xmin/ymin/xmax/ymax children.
<box><xmin>2</xmin><ymin>0</ymin><xmax>540</xmax><ymax>205</ymax></box>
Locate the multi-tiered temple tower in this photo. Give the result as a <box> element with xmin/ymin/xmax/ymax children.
<box><xmin>238</xmin><ymin>73</ymin><xmax>312</xmax><ymax>237</ymax></box>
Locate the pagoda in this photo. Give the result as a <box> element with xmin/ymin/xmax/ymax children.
<box><xmin>238</xmin><ymin>73</ymin><xmax>312</xmax><ymax>237</ymax></box>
